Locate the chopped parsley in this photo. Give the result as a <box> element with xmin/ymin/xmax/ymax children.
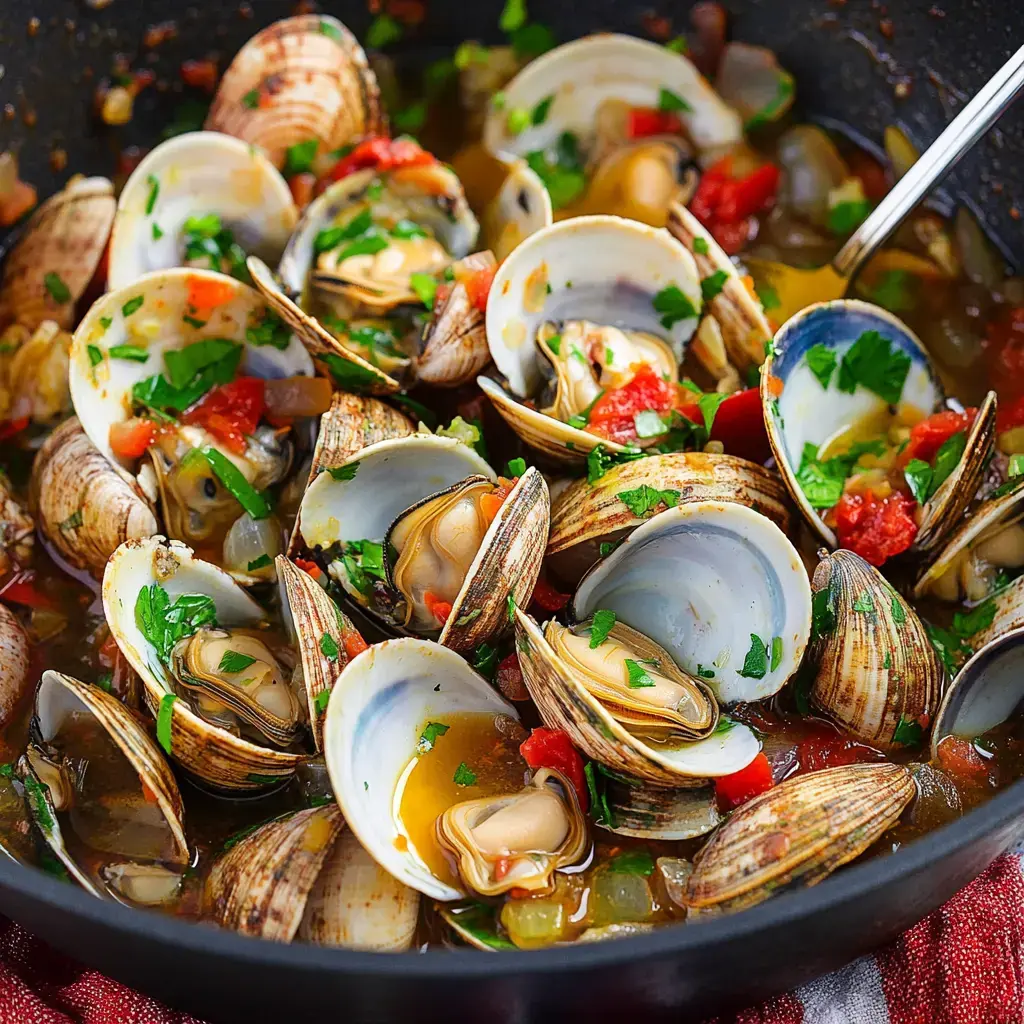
<box><xmin>652</xmin><ymin>284</ymin><xmax>699</xmax><ymax>329</ymax></box>
<box><xmin>135</xmin><ymin>584</ymin><xmax>217</xmax><ymax>664</ymax></box>
<box><xmin>472</xmin><ymin>643</ymin><xmax>499</xmax><ymax>680</ymax></box>
<box><xmin>132</xmin><ymin>338</ymin><xmax>242</xmax><ymax>413</ymax></box>
<box><xmin>366</xmin><ymin>13</ymin><xmax>403</xmax><ymax>47</ymax></box>
<box><xmin>121</xmin><ymin>295</ymin><xmax>145</xmax><ymax>318</ymax></box>
<box><xmin>531</xmin><ymin>94</ymin><xmax>555</xmax><ymax>125</ymax></box>
<box><xmin>892</xmin><ymin>715</ymin><xmax>923</xmax><ymax>747</ymax></box>
<box><xmin>903</xmin><ymin>459</ymin><xmax>932</xmax><ymax>504</ymax></box>
<box><xmin>321</xmin><ymin>353</ymin><xmax>383</xmax><ymax>392</ymax></box>
<box><xmin>44</xmin><ymin>272</ymin><xmax>70</xmax><ymax>303</ymax></box>
<box><xmin>868</xmin><ymin>270</ymin><xmax>916</xmax><ymax>313</ymax></box>
<box><xmin>696</xmin><ymin>664</ymin><xmax>716</xmax><ymax>678</ymax></box>
<box><xmin>183</xmin><ymin>214</ymin><xmax>250</xmax><ymax>282</ymax></box>
<box><xmin>284</xmin><ymin>139</ymin><xmax>319</xmax><ymax>177</ymax></box>
<box><xmin>836</xmin><ymin>330</ymin><xmax>911</xmax><ymax>405</ymax></box>
<box><xmin>183</xmin><ymin>446</ymin><xmax>271</xmax><ymax>520</ymax></box>
<box><xmin>827</xmin><ymin>198</ymin><xmax>871</xmax><ymax>236</ymax></box>
<box><xmin>507</xmin><ymin>593</ymin><xmax>516</xmax><ymax>623</ymax></box>
<box><xmin>218</xmin><ymin>651</ymin><xmax>256</xmax><ymax>674</ymax></box>
<box><xmin>314</xmin><ymin>690</ymin><xmax>331</xmax><ymax>714</ymax></box>
<box><xmin>805</xmin><ymin>343</ymin><xmax>837</xmax><ymax>389</ymax></box>
<box><xmin>617</xmin><ymin>484</ymin><xmax>680</xmax><ymax>517</ymax></box>
<box><xmin>108</xmin><ymin>344</ymin><xmax>149</xmax><ymax>363</ymax></box>
<box><xmin>624</xmin><ymin>658</ymin><xmax>656</xmax><ymax>688</ymax></box>
<box><xmin>453</xmin><ymin>762</ymin><xmax>478</xmax><ymax>786</ymax></box>
<box><xmin>588</xmin><ymin>609</ymin><xmax>616</xmax><ymax>649</ymax></box>
<box><xmin>586</xmin><ymin>443</ymin><xmax>645</xmax><ymax>484</ymax></box>
<box><xmin>658</xmin><ymin>87</ymin><xmax>691</xmax><ymax>113</ymax></box>
<box><xmin>608</xmin><ymin>849</ymin><xmax>656</xmax><ymax>876</ymax></box>
<box><xmin>152</xmin><ymin>223</ymin><xmax>164</xmax><ymax>240</ymax></box>
<box><xmin>952</xmin><ymin>598</ymin><xmax>996</xmax><ymax>639</ymax></box>
<box><xmin>698</xmin><ymin>392</ymin><xmax>728</xmax><ymax>433</ymax></box>
<box><xmin>319</xmin><ymin>633</ymin><xmax>340</xmax><ymax>660</ymax></box>
<box><xmin>145</xmin><ymin>174</ymin><xmax>160</xmax><ymax>215</ymax></box>
<box><xmin>499</xmin><ymin>0</ymin><xmax>527</xmax><ymax>31</ymax></box>
<box><xmin>701</xmin><ymin>270</ymin><xmax>729</xmax><ymax>302</ymax></box>
<box><xmin>739</xmin><ymin>634</ymin><xmax>768</xmax><ymax>679</ymax></box>
<box><xmin>389</xmin><ymin>219</ymin><xmax>428</xmax><ymax>240</ymax></box>
<box><xmin>246</xmin><ymin>308</ymin><xmax>291</xmax><ymax>350</ymax></box>
<box><xmin>328</xmin><ymin>463</ymin><xmax>359</xmax><ymax>482</ymax></box>
<box><xmin>339</xmin><ymin>540</ymin><xmax>386</xmax><ymax>597</ymax></box>
<box><xmin>410</xmin><ymin>272</ymin><xmax>438</xmax><ymax>309</ymax></box>
<box><xmin>99</xmin><ymin>316</ymin><xmax>113</xmax><ymax>330</ymax></box>
<box><xmin>59</xmin><ymin>510</ymin><xmax>83</xmax><ymax>531</ymax></box>
<box><xmin>693</xmin><ymin>236</ymin><xmax>710</xmax><ymax>256</ymax></box>
<box><xmin>418</xmin><ymin>721</ymin><xmax>450</xmax><ymax>753</ymax></box>
<box><xmin>87</xmin><ymin>344</ymin><xmax>103</xmax><ymax>368</ymax></box>
<box><xmin>890</xmin><ymin>595</ymin><xmax>907</xmax><ymax>625</ymax></box>
<box><xmin>506</xmin><ymin>457</ymin><xmax>527</xmax><ymax>477</ymax></box>
<box><xmin>525</xmin><ymin>131</ymin><xmax>587</xmax><ymax>210</ymax></box>
<box><xmin>903</xmin><ymin>431</ymin><xmax>967</xmax><ymax>503</ymax></box>
<box><xmin>247</xmin><ymin>554</ymin><xmax>273</xmax><ymax>571</ymax></box>
<box><xmin>584</xmin><ymin>761</ymin><xmax>615</xmax><ymax>827</ymax></box>
<box><xmin>770</xmin><ymin>636</ymin><xmax>784</xmax><ymax>672</ymax></box>
<box><xmin>755</xmin><ymin>281</ymin><xmax>781</xmax><ymax>311</ymax></box>
<box><xmin>795</xmin><ymin>440</ymin><xmax>886</xmax><ymax>509</ymax></box>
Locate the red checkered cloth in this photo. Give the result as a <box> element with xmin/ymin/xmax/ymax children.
<box><xmin>0</xmin><ymin>848</ymin><xmax>1022</xmax><ymax>1024</ymax></box>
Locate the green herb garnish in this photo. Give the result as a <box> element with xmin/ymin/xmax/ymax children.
<box><xmin>739</xmin><ymin>634</ymin><xmax>768</xmax><ymax>679</ymax></box>
<box><xmin>836</xmin><ymin>330</ymin><xmax>911</xmax><ymax>405</ymax></box>
<box><xmin>618</xmin><ymin>484</ymin><xmax>680</xmax><ymax>517</ymax></box>
<box><xmin>588</xmin><ymin>610</ymin><xmax>616</xmax><ymax>649</ymax></box>
<box><xmin>418</xmin><ymin>721</ymin><xmax>450</xmax><ymax>753</ymax></box>
<box><xmin>44</xmin><ymin>272</ymin><xmax>70</xmax><ymax>303</ymax></box>
<box><xmin>218</xmin><ymin>651</ymin><xmax>257</xmax><ymax>674</ymax></box>
<box><xmin>652</xmin><ymin>284</ymin><xmax>699</xmax><ymax>329</ymax></box>
<box><xmin>453</xmin><ymin>762</ymin><xmax>478</xmax><ymax>786</ymax></box>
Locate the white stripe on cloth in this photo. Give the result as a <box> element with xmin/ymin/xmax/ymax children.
<box><xmin>797</xmin><ymin>953</ymin><xmax>890</xmax><ymax>1024</ymax></box>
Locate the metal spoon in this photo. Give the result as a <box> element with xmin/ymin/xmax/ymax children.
<box><xmin>746</xmin><ymin>43</ymin><xmax>1024</xmax><ymax>325</ymax></box>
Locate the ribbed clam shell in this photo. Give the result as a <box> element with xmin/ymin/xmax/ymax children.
<box><xmin>204</xmin><ymin>804</ymin><xmax>345</xmax><ymax>940</ymax></box>
<box><xmin>29</xmin><ymin>418</ymin><xmax>158</xmax><ymax>579</ymax></box>
<box><xmin>204</xmin><ymin>15</ymin><xmax>385</xmax><ymax>170</ymax></box>
<box><xmin>602</xmin><ymin>773</ymin><xmax>721</xmax><ymax>840</ymax></box>
<box><xmin>247</xmin><ymin>255</ymin><xmax>399</xmax><ymax>394</ymax></box>
<box><xmin>914</xmin><ymin>390</ymin><xmax>997</xmax><ymax>555</ymax></box>
<box><xmin>34</xmin><ymin>671</ymin><xmax>189</xmax><ymax>865</ymax></box>
<box><xmin>515</xmin><ymin>609</ymin><xmax>759</xmax><ymax>786</ymax></box>
<box><xmin>416</xmin><ymin>251</ymin><xmax>496</xmax><ymax>388</ymax></box>
<box><xmin>0</xmin><ymin>177</ymin><xmax>115</xmax><ymax>331</ymax></box>
<box><xmin>277</xmin><ymin>555</ymin><xmax>362</xmax><ymax>751</ymax></box>
<box><xmin>297</xmin><ymin>828</ymin><xmax>419</xmax><ymax>951</ymax></box>
<box><xmin>973</xmin><ymin>577</ymin><xmax>1024</xmax><ymax>650</ymax></box>
<box><xmin>809</xmin><ymin>550</ymin><xmax>942</xmax><ymax>750</ymax></box>
<box><xmin>667</xmin><ymin>201</ymin><xmax>772</xmax><ymax>374</ymax></box>
<box><xmin>0</xmin><ymin>606</ymin><xmax>30</xmax><ymax>731</ymax></box>
<box><xmin>0</xmin><ymin>470</ymin><xmax>34</xmax><ymax>576</ymax></box>
<box><xmin>103</xmin><ymin>537</ymin><xmax>303</xmax><ymax>790</ymax></box>
<box><xmin>547</xmin><ymin>452</ymin><xmax>791</xmax><ymax>582</ymax></box>
<box><xmin>684</xmin><ymin>763</ymin><xmax>915</xmax><ymax>912</ymax></box>
<box><xmin>438</xmin><ymin>466</ymin><xmax>550</xmax><ymax>654</ymax></box>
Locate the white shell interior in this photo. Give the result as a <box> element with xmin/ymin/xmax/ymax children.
<box><xmin>323</xmin><ymin>638</ymin><xmax>519</xmax><ymax>901</ymax></box>
<box><xmin>571</xmin><ymin>502</ymin><xmax>811</xmax><ymax>704</ymax></box>
<box><xmin>484</xmin><ymin>160</ymin><xmax>553</xmax><ymax>262</ymax></box>
<box><xmin>483</xmin><ymin>34</ymin><xmax>742</xmax><ymax>162</ymax></box>
<box><xmin>486</xmin><ymin>215</ymin><xmax>701</xmax><ymax>398</ymax></box>
<box><xmin>69</xmin><ymin>268</ymin><xmax>313</xmax><ymax>470</ymax></box>
<box><xmin>108</xmin><ymin>132</ymin><xmax>298</xmax><ymax>291</ymax></box>
<box><xmin>297</xmin><ymin>435</ymin><xmax>495</xmax><ymax>550</ymax></box>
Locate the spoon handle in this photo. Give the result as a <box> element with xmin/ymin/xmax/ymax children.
<box><xmin>833</xmin><ymin>42</ymin><xmax>1024</xmax><ymax>281</ymax></box>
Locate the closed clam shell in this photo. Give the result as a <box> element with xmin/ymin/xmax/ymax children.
<box><xmin>515</xmin><ymin>608</ymin><xmax>760</xmax><ymax>787</ymax></box>
<box><xmin>0</xmin><ymin>605</ymin><xmax>31</xmax><ymax>730</ymax></box>
<box><xmin>204</xmin><ymin>803</ymin><xmax>345</xmax><ymax>940</ymax></box>
<box><xmin>205</xmin><ymin>15</ymin><xmax>385</xmax><ymax>170</ymax></box>
<box><xmin>29</xmin><ymin>417</ymin><xmax>159</xmax><ymax>579</ymax></box>
<box><xmin>809</xmin><ymin>549</ymin><xmax>942</xmax><ymax>750</ymax></box>
<box><xmin>416</xmin><ymin>251</ymin><xmax>496</xmax><ymax>388</ymax></box>
<box><xmin>667</xmin><ymin>201</ymin><xmax>773</xmax><ymax>376</ymax></box>
<box><xmin>0</xmin><ymin>177</ymin><xmax>115</xmax><ymax>332</ymax></box>
<box><xmin>684</xmin><ymin>763</ymin><xmax>915</xmax><ymax>912</ymax></box>
<box><xmin>601</xmin><ymin>772</ymin><xmax>721</xmax><ymax>841</ymax></box>
<box><xmin>547</xmin><ymin>452</ymin><xmax>791</xmax><ymax>582</ymax></box>
<box><xmin>103</xmin><ymin>537</ymin><xmax>304</xmax><ymax>791</ymax></box>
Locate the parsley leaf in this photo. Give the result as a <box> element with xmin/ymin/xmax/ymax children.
<box><xmin>930</xmin><ymin>431</ymin><xmax>967</xmax><ymax>497</ymax></box>
<box><xmin>584</xmin><ymin>762</ymin><xmax>615</xmax><ymax>828</ymax></box>
<box><xmin>903</xmin><ymin>459</ymin><xmax>933</xmax><ymax>504</ymax></box>
<box><xmin>698</xmin><ymin>392</ymin><xmax>728</xmax><ymax>434</ymax></box>
<box><xmin>44</xmin><ymin>272</ymin><xmax>70</xmax><ymax>303</ymax></box>
<box><xmin>135</xmin><ymin>584</ymin><xmax>217</xmax><ymax>664</ymax></box>
<box><xmin>739</xmin><ymin>634</ymin><xmax>768</xmax><ymax>679</ymax></box>
<box><xmin>284</xmin><ymin>139</ymin><xmax>319</xmax><ymax>176</ymax></box>
<box><xmin>588</xmin><ymin>610</ymin><xmax>616</xmax><ymax>649</ymax></box>
<box><xmin>608</xmin><ymin>849</ymin><xmax>656</xmax><ymax>876</ymax></box>
<box><xmin>892</xmin><ymin>715</ymin><xmax>923</xmax><ymax>747</ymax></box>
<box><xmin>472</xmin><ymin>643</ymin><xmax>499</xmax><ymax>680</ymax></box>
<box><xmin>219</xmin><ymin>651</ymin><xmax>257</xmax><ymax>674</ymax></box>
<box><xmin>658</xmin><ymin>88</ymin><xmax>691</xmax><ymax>113</ymax></box>
<box><xmin>652</xmin><ymin>284</ymin><xmax>699</xmax><ymax>329</ymax></box>
<box><xmin>453</xmin><ymin>762</ymin><xmax>478</xmax><ymax>786</ymax></box>
<box><xmin>617</xmin><ymin>484</ymin><xmax>680</xmax><ymax>517</ymax></box>
<box><xmin>701</xmin><ymin>270</ymin><xmax>729</xmax><ymax>302</ymax></box>
<box><xmin>624</xmin><ymin>658</ymin><xmax>656</xmax><ymax>688</ymax></box>
<box><xmin>410</xmin><ymin>273</ymin><xmax>438</xmax><ymax>309</ymax></box>
<box><xmin>805</xmin><ymin>343</ymin><xmax>837</xmax><ymax>389</ymax></box>
<box><xmin>366</xmin><ymin>13</ymin><xmax>402</xmax><ymax>47</ymax></box>
<box><xmin>952</xmin><ymin>599</ymin><xmax>996</xmax><ymax>639</ymax></box>
<box><xmin>770</xmin><ymin>636</ymin><xmax>784</xmax><ymax>672</ymax></box>
<box><xmin>836</xmin><ymin>330</ymin><xmax>911</xmax><ymax>405</ymax></box>
<box><xmin>418</xmin><ymin>721</ymin><xmax>450</xmax><ymax>753</ymax></box>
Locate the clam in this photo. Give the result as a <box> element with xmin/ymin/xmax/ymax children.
<box><xmin>102</xmin><ymin>535</ymin><xmax>360</xmax><ymax>789</ymax></box>
<box><xmin>69</xmin><ymin>267</ymin><xmax>317</xmax><ymax>583</ymax></box>
<box><xmin>480</xmin><ymin>215</ymin><xmax>702</xmax><ymax>464</ymax></box>
<box><xmin>684</xmin><ymin>763</ymin><xmax>915</xmax><ymax>913</ymax></box>
<box><xmin>546</xmin><ymin>451</ymin><xmax>792</xmax><ymax>585</ymax></box>
<box><xmin>0</xmin><ymin>473</ymin><xmax>34</xmax><ymax>577</ymax></box>
<box><xmin>325</xmin><ymin>636</ymin><xmax>587</xmax><ymax>901</ymax></box>
<box><xmin>0</xmin><ymin>604</ymin><xmax>31</xmax><ymax>730</ymax></box>
<box><xmin>598</xmin><ymin>771</ymin><xmax>721</xmax><ymax>841</ymax></box>
<box><xmin>482</xmin><ymin>160</ymin><xmax>553</xmax><ymax>262</ymax></box>
<box><xmin>667</xmin><ymin>201</ymin><xmax>774</xmax><ymax>385</ymax></box>
<box><xmin>0</xmin><ymin>176</ymin><xmax>115</xmax><ymax>331</ymax></box>
<box><xmin>296</xmin><ymin>434</ymin><xmax>549</xmax><ymax>653</ymax></box>
<box><xmin>762</xmin><ymin>300</ymin><xmax>997</xmax><ymax>558</ymax></box>
<box><xmin>29</xmin><ymin>417</ymin><xmax>158</xmax><ymax>580</ymax></box>
<box><xmin>0</xmin><ymin>319</ymin><xmax>74</xmax><ymax>427</ymax></box>
<box><xmin>930</xmin><ymin>625</ymin><xmax>1024</xmax><ymax>759</ymax></box>
<box><xmin>515</xmin><ymin>608</ymin><xmax>759</xmax><ymax>787</ymax></box>
<box><xmin>204</xmin><ymin>14</ymin><xmax>385</xmax><ymax>170</ymax></box>
<box><xmin>205</xmin><ymin>804</ymin><xmax>419</xmax><ymax>950</ymax></box>
<box><xmin>19</xmin><ymin>670</ymin><xmax>188</xmax><ymax>902</ymax></box>
<box><xmin>107</xmin><ymin>133</ymin><xmax>298</xmax><ymax>291</ymax></box>
<box><xmin>251</xmin><ymin>152</ymin><xmax>480</xmax><ymax>392</ymax></box>
<box><xmin>571</xmin><ymin>501</ymin><xmax>812</xmax><ymax>705</ymax></box>
<box><xmin>483</xmin><ymin>34</ymin><xmax>740</xmax><ymax>223</ymax></box>
<box><xmin>808</xmin><ymin>549</ymin><xmax>943</xmax><ymax>750</ymax></box>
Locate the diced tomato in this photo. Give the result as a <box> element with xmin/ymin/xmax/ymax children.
<box><xmin>179</xmin><ymin>58</ymin><xmax>219</xmax><ymax>92</ymax></box>
<box><xmin>294</xmin><ymin>558</ymin><xmax>322</xmax><ymax>581</ymax></box>
<box><xmin>713</xmin><ymin>217</ymin><xmax>756</xmax><ymax>256</ymax></box>
<box><xmin>690</xmin><ymin>157</ymin><xmax>778</xmax><ymax>255</ymax></box>
<box><xmin>900</xmin><ymin>407</ymin><xmax>977</xmax><ymax>466</ymax></box>
<box><xmin>186</xmin><ymin>275</ymin><xmax>236</xmax><ymax>310</ymax></box>
<box><xmin>795</xmin><ymin>729</ymin><xmax>885</xmax><ymax>775</ymax></box>
<box><xmin>465</xmin><ymin>265</ymin><xmax>497</xmax><ymax>313</ymax></box>
<box><xmin>341</xmin><ymin>629</ymin><xmax>369</xmax><ymax>659</ymax></box>
<box><xmin>141</xmin><ymin>780</ymin><xmax>161</xmax><ymax>804</ymax></box>
<box><xmin>718</xmin><ymin>163</ymin><xmax>780</xmax><ymax>222</ymax></box>
<box><xmin>479</xmin><ymin>492</ymin><xmax>504</xmax><ymax>524</ymax></box>
<box><xmin>0</xmin><ymin>570</ymin><xmax>55</xmax><ymax>610</ymax></box>
<box><xmin>627</xmin><ymin>108</ymin><xmax>683</xmax><ymax>139</ymax></box>
<box><xmin>183</xmin><ymin>377</ymin><xmax>266</xmax><ymax>454</ymax></box>
<box><xmin>0</xmin><ymin>417</ymin><xmax>29</xmax><ymax>442</ymax></box>
<box><xmin>675</xmin><ymin>387</ymin><xmax>771</xmax><ymax>463</ymax></box>
<box><xmin>519</xmin><ymin>727</ymin><xmax>588</xmax><ymax>811</ymax></box>
<box><xmin>0</xmin><ymin>180</ymin><xmax>37</xmax><ymax>227</ymax></box>
<box><xmin>288</xmin><ymin>172</ymin><xmax>316</xmax><ymax>209</ymax></box>
<box><xmin>324</xmin><ymin>136</ymin><xmax>437</xmax><ymax>185</ymax></box>
<box><xmin>530</xmin><ymin>578</ymin><xmax>570</xmax><ymax>612</ymax></box>
<box><xmin>936</xmin><ymin>736</ymin><xmax>989</xmax><ymax>782</ymax></box>
<box><xmin>423</xmin><ymin>591</ymin><xmax>452</xmax><ymax>625</ymax></box>
<box><xmin>495</xmin><ymin>652</ymin><xmax>529</xmax><ymax>702</ymax></box>
<box><xmin>714</xmin><ymin>751</ymin><xmax>774</xmax><ymax>811</ymax></box>
<box><xmin>494</xmin><ymin>856</ymin><xmax>512</xmax><ymax>881</ymax></box>
<box><xmin>109</xmin><ymin>417</ymin><xmax>156</xmax><ymax>460</ymax></box>
<box><xmin>999</xmin><ymin>395</ymin><xmax>1024</xmax><ymax>436</ymax></box>
<box><xmin>833</xmin><ymin>490</ymin><xmax>918</xmax><ymax>566</ymax></box>
<box><xmin>984</xmin><ymin>306</ymin><xmax>1024</xmax><ymax>406</ymax></box>
<box><xmin>587</xmin><ymin>363</ymin><xmax>677</xmax><ymax>443</ymax></box>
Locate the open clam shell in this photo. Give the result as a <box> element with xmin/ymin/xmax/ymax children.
<box><xmin>0</xmin><ymin>176</ymin><xmax>115</xmax><ymax>332</ymax></box>
<box><xmin>204</xmin><ymin>15</ymin><xmax>385</xmax><ymax>170</ymax></box>
<box><xmin>481</xmin><ymin>215</ymin><xmax>701</xmax><ymax>463</ymax></box>
<box><xmin>102</xmin><ymin>536</ymin><xmax>304</xmax><ymax>790</ymax></box>
<box><xmin>809</xmin><ymin>549</ymin><xmax>942</xmax><ymax>750</ymax></box>
<box><xmin>571</xmin><ymin>502</ymin><xmax>812</xmax><ymax>704</ymax></box>
<box><xmin>972</xmin><ymin>577</ymin><xmax>1024</xmax><ymax>651</ymax></box>
<box><xmin>546</xmin><ymin>451</ymin><xmax>791</xmax><ymax>585</ymax></box>
<box><xmin>930</xmin><ymin>626</ymin><xmax>1024</xmax><ymax>759</ymax></box>
<box><xmin>483</xmin><ymin>34</ymin><xmax>741</xmax><ymax>171</ymax></box>
<box><xmin>684</xmin><ymin>763</ymin><xmax>915</xmax><ymax>913</ymax></box>
<box><xmin>323</xmin><ymin>637</ymin><xmax>521</xmax><ymax>901</ymax></box>
<box><xmin>667</xmin><ymin>201</ymin><xmax>773</xmax><ymax>380</ymax></box>
<box><xmin>481</xmin><ymin>160</ymin><xmax>552</xmax><ymax>262</ymax></box>
<box><xmin>515</xmin><ymin>609</ymin><xmax>758</xmax><ymax>787</ymax></box>
<box><xmin>762</xmin><ymin>299</ymin><xmax>995</xmax><ymax>553</ymax></box>
<box><xmin>108</xmin><ymin>133</ymin><xmax>298</xmax><ymax>291</ymax></box>
<box><xmin>29</xmin><ymin>417</ymin><xmax>159</xmax><ymax>580</ymax></box>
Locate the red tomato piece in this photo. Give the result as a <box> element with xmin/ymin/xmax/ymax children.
<box><xmin>423</xmin><ymin>591</ymin><xmax>452</xmax><ymax>625</ymax></box>
<box><xmin>294</xmin><ymin>558</ymin><xmax>323</xmax><ymax>581</ymax></box>
<box><xmin>530</xmin><ymin>578</ymin><xmax>570</xmax><ymax>612</ymax></box>
<box><xmin>108</xmin><ymin>417</ymin><xmax>156</xmax><ymax>460</ymax></box>
<box><xmin>690</xmin><ymin>157</ymin><xmax>777</xmax><ymax>254</ymax></box>
<box><xmin>795</xmin><ymin>728</ymin><xmax>885</xmax><ymax>775</ymax></box>
<box><xmin>936</xmin><ymin>736</ymin><xmax>989</xmax><ymax>782</ymax></box>
<box><xmin>833</xmin><ymin>490</ymin><xmax>918</xmax><ymax>566</ymax></box>
<box><xmin>710</xmin><ymin>387</ymin><xmax>772</xmax><ymax>463</ymax></box>
<box><xmin>626</xmin><ymin>108</ymin><xmax>683</xmax><ymax>138</ymax></box>
<box><xmin>183</xmin><ymin>377</ymin><xmax>266</xmax><ymax>454</ymax></box>
<box><xmin>587</xmin><ymin>363</ymin><xmax>677</xmax><ymax>443</ymax></box>
<box><xmin>714</xmin><ymin>751</ymin><xmax>774</xmax><ymax>811</ymax></box>
<box><xmin>716</xmin><ymin>163</ymin><xmax>781</xmax><ymax>222</ymax></box>
<box><xmin>324</xmin><ymin>136</ymin><xmax>437</xmax><ymax>184</ymax></box>
<box><xmin>288</xmin><ymin>172</ymin><xmax>316</xmax><ymax>209</ymax></box>
<box><xmin>984</xmin><ymin>307</ymin><xmax>1024</xmax><ymax>405</ymax></box>
<box><xmin>519</xmin><ymin>727</ymin><xmax>588</xmax><ymax>811</ymax></box>
<box><xmin>465</xmin><ymin>265</ymin><xmax>497</xmax><ymax>312</ymax></box>
<box><xmin>900</xmin><ymin>407</ymin><xmax>977</xmax><ymax>465</ymax></box>
<box><xmin>341</xmin><ymin>629</ymin><xmax>369</xmax><ymax>660</ymax></box>
<box><xmin>999</xmin><ymin>395</ymin><xmax>1024</xmax><ymax>435</ymax></box>
<box><xmin>0</xmin><ymin>417</ymin><xmax>29</xmax><ymax>442</ymax></box>
<box><xmin>180</xmin><ymin>59</ymin><xmax>219</xmax><ymax>92</ymax></box>
<box><xmin>495</xmin><ymin>653</ymin><xmax>529</xmax><ymax>702</ymax></box>
<box><xmin>0</xmin><ymin>570</ymin><xmax>55</xmax><ymax>610</ymax></box>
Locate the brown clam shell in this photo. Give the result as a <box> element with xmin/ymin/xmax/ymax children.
<box><xmin>0</xmin><ymin>605</ymin><xmax>30</xmax><ymax>730</ymax></box>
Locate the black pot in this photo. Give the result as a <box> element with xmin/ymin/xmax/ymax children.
<box><xmin>2</xmin><ymin>3</ymin><xmax>1023</xmax><ymax>1021</ymax></box>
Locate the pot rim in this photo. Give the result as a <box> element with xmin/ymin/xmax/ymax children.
<box><xmin>3</xmin><ymin>773</ymin><xmax>1021</xmax><ymax>977</ymax></box>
